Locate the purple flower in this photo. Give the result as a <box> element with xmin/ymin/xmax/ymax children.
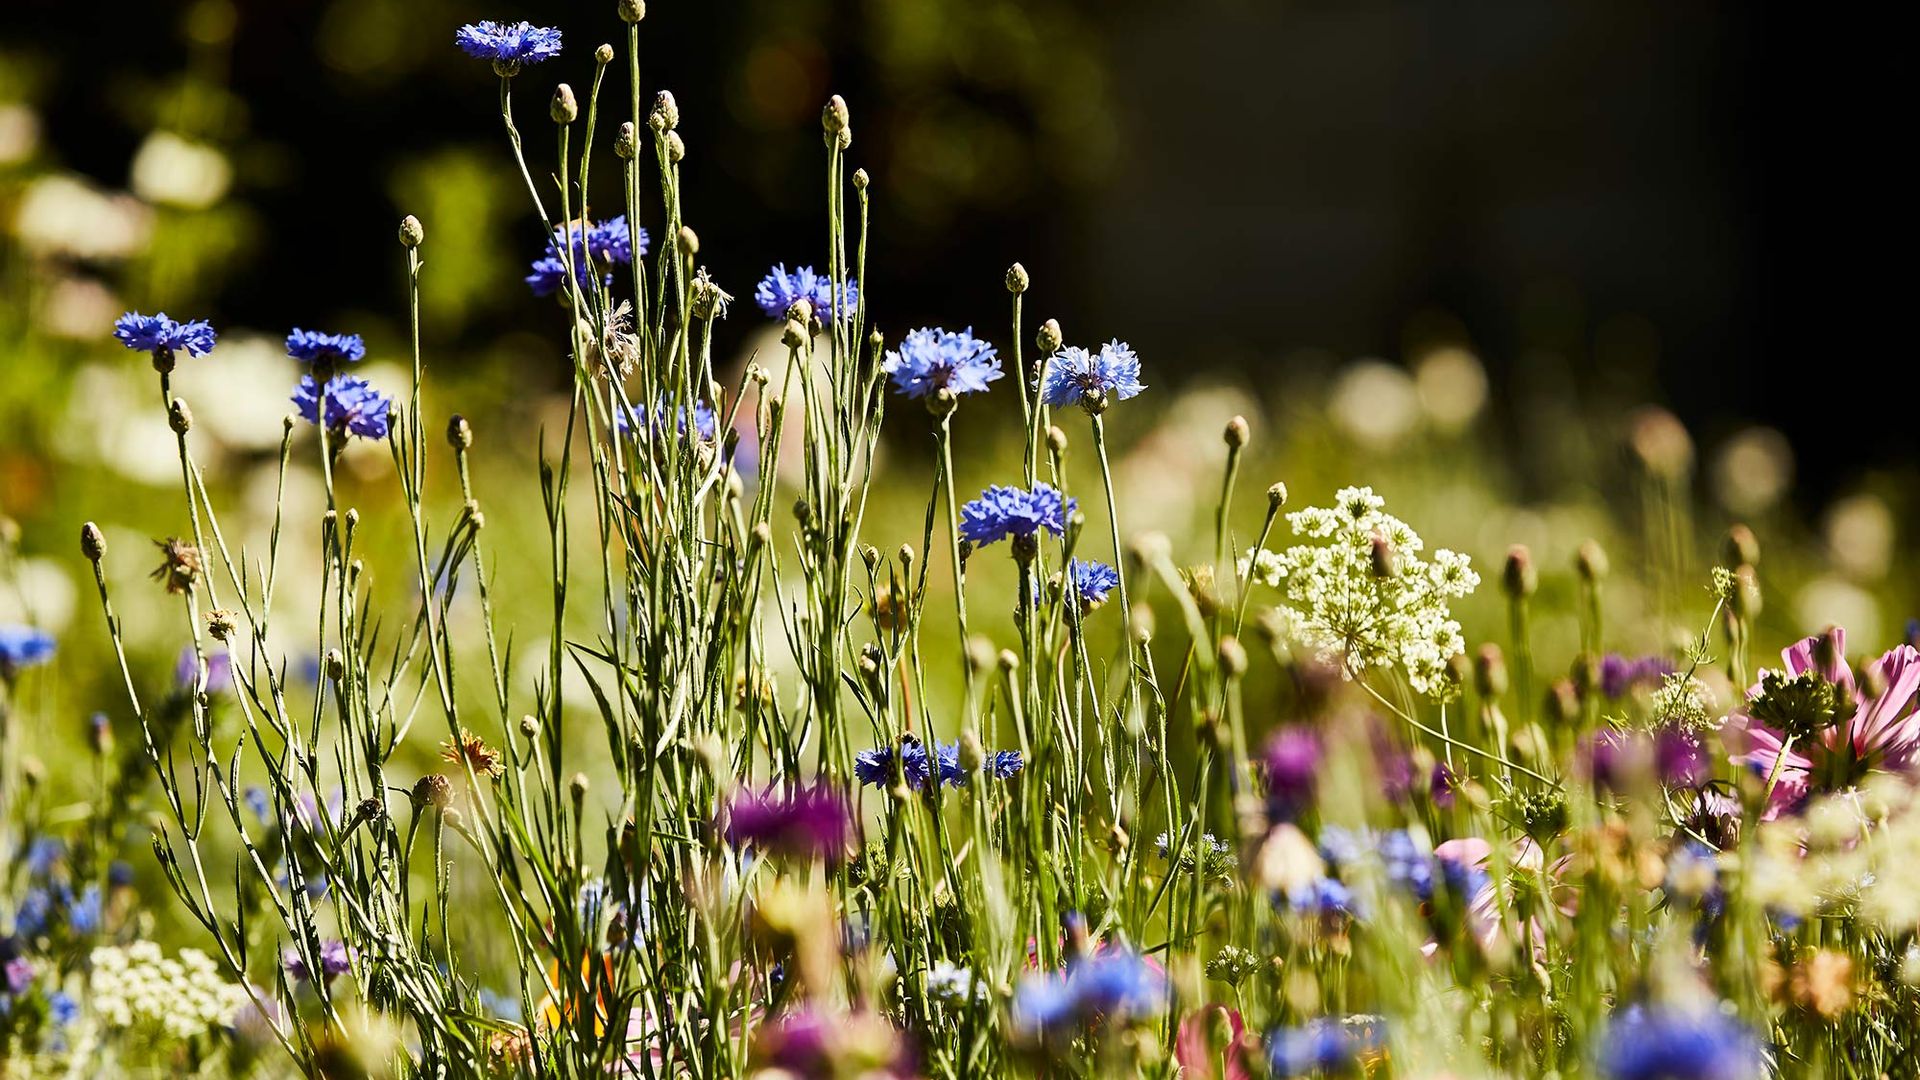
<box><xmin>293</xmin><ymin>375</ymin><xmax>392</xmax><ymax>440</ymax></box>
<box><xmin>177</xmin><ymin>647</ymin><xmax>234</xmax><ymax>693</ymax></box>
<box><xmin>285</xmin><ymin>328</ymin><xmax>366</xmax><ymax>366</ymax></box>
<box><xmin>1600</xmin><ymin>654</ymin><xmax>1673</xmax><ymax>699</ymax></box>
<box><xmin>1600</xmin><ymin>1004</ymin><xmax>1761</xmax><ymax>1080</ymax></box>
<box><xmin>616</xmin><ymin>397</ymin><xmax>718</xmax><ymax>443</ymax></box>
<box><xmin>113</xmin><ymin>311</ymin><xmax>217</xmax><ymax>360</ymax></box>
<box><xmin>882</xmin><ymin>327</ymin><xmax>1003</xmax><ymax>399</ymax></box>
<box><xmin>960</xmin><ymin>484</ymin><xmax>1075</xmax><ymax>546</ymax></box>
<box><xmin>753</xmin><ymin>264</ymin><xmax>858</xmax><ymax>322</ymax></box>
<box><xmin>1013</xmin><ymin>950</ymin><xmax>1167</xmax><ymax>1037</ymax></box>
<box><xmin>1039</xmin><ymin>340</ymin><xmax>1146</xmax><ymax>411</ymax></box>
<box><xmin>455</xmin><ymin>21</ymin><xmax>562</xmax><ymax>70</ymax></box>
<box><xmin>1268</xmin><ymin>1018</ymin><xmax>1385</xmax><ymax>1077</ymax></box>
<box><xmin>1262</xmin><ymin>726</ymin><xmax>1322</xmax><ymax>820</ymax></box>
<box><xmin>4</xmin><ymin>956</ymin><xmax>33</xmax><ymax>996</ymax></box>
<box><xmin>283</xmin><ymin>939</ymin><xmax>354</xmax><ymax>983</ymax></box>
<box><xmin>722</xmin><ymin>785</ymin><xmax>856</xmax><ymax>862</ymax></box>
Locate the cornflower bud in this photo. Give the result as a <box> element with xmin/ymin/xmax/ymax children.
<box><xmin>615</xmin><ymin>121</ymin><xmax>638</xmax><ymax>160</ymax></box>
<box><xmin>399</xmin><ymin>214</ymin><xmax>424</xmax><ymax>248</ymax></box>
<box><xmin>570</xmin><ymin>772</ymin><xmax>591</xmax><ymax>799</ymax></box>
<box><xmin>80</xmin><ymin>521</ymin><xmax>106</xmax><ymax>562</ymax></box>
<box><xmin>1046</xmin><ymin>425</ymin><xmax>1068</xmax><ymax>455</ymax></box>
<box><xmin>1267</xmin><ymin>482</ymin><xmax>1288</xmax><ymax>510</ymax></box>
<box><xmin>594</xmin><ymin>43</ymin><xmax>614</xmax><ymax>65</ymax></box>
<box><xmin>666</xmin><ymin>131</ymin><xmax>686</xmax><ymax>162</ymax></box>
<box><xmin>958</xmin><ymin>729</ymin><xmax>985</xmax><ymax>773</ymax></box>
<box><xmin>822</xmin><ymin>94</ymin><xmax>850</xmax><ymax>135</ymax></box>
<box><xmin>168</xmin><ymin>397</ymin><xmax>193</xmax><ymax>434</ymax></box>
<box><xmin>89</xmin><ymin>712</ymin><xmax>113</xmax><ymax>756</ymax></box>
<box><xmin>1006</xmin><ymin>262</ymin><xmax>1029</xmax><ymax>294</ymax></box>
<box><xmin>448</xmin><ymin>414</ymin><xmax>473</xmax><ymax>449</ymax></box>
<box><xmin>519</xmin><ymin>715</ymin><xmax>541</xmax><ymax>738</ymax></box>
<box><xmin>617</xmin><ymin>0</ymin><xmax>645</xmax><ymax>23</ymax></box>
<box><xmin>1730</xmin><ymin>563</ymin><xmax>1761</xmax><ymax>619</ymax></box>
<box><xmin>1724</xmin><ymin>523</ymin><xmax>1761</xmax><ymax>568</ymax></box>
<box><xmin>897</xmin><ymin>543</ymin><xmax>915</xmax><ymax>569</ymax></box>
<box><xmin>967</xmin><ymin>637</ymin><xmax>999</xmax><ymax>674</ymax></box>
<box><xmin>412</xmin><ymin>774</ymin><xmax>453</xmax><ymax>810</ymax></box>
<box><xmin>997</xmin><ymin>649</ymin><xmax>1019</xmax><ymax>673</ymax></box>
<box><xmin>1474</xmin><ymin>644</ymin><xmax>1508</xmax><ymax>697</ymax></box>
<box><xmin>1036</xmin><ymin>318</ymin><xmax>1063</xmax><ymax>354</ymax></box>
<box><xmin>324</xmin><ymin>648</ymin><xmax>345</xmax><ymax>682</ymax></box>
<box><xmin>1129</xmin><ymin>604</ymin><xmax>1155</xmax><ymax>644</ymax></box>
<box><xmin>1224</xmin><ymin>415</ymin><xmax>1249</xmax><ymax>449</ymax></box>
<box><xmin>852</xmin><ymin>167</ymin><xmax>869</xmax><ymax>191</ymax></box>
<box><xmin>355</xmin><ymin>796</ymin><xmax>386</xmax><ymax>826</ymax></box>
<box><xmin>677</xmin><ymin>225</ymin><xmax>698</xmax><ymax>256</ymax></box>
<box><xmin>550</xmin><ymin>83</ymin><xmax>578</xmax><ymax>124</ymax></box>
<box><xmin>206</xmin><ymin>609</ymin><xmax>236</xmax><ymax>641</ymax></box>
<box><xmin>1503</xmin><ymin>544</ymin><xmax>1537</xmax><ymax>598</ymax></box>
<box><xmin>650</xmin><ymin>90</ymin><xmax>678</xmax><ymax>131</ymax></box>
<box><xmin>1218</xmin><ymin>636</ymin><xmax>1248</xmax><ymax>678</ymax></box>
<box><xmin>782</xmin><ymin>318</ymin><xmax>808</xmax><ymax>349</ymax></box>
<box><xmin>1576</xmin><ymin>539</ymin><xmax>1609</xmax><ymax>582</ymax></box>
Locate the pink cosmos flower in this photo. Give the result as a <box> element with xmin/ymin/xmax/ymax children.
<box><xmin>1729</xmin><ymin>628</ymin><xmax>1920</xmax><ymax>819</ymax></box>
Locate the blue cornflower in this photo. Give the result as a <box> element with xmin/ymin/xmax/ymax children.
<box><xmin>882</xmin><ymin>326</ymin><xmax>1003</xmax><ymax>399</ymax></box>
<box><xmin>1064</xmin><ymin>559</ymin><xmax>1120</xmax><ymax>610</ymax></box>
<box><xmin>616</xmin><ymin>396</ymin><xmax>718</xmax><ymax>443</ymax></box>
<box><xmin>987</xmin><ymin>750</ymin><xmax>1026</xmax><ymax>779</ymax></box>
<box><xmin>1287</xmin><ymin>877</ymin><xmax>1357</xmax><ymax>919</ymax></box>
<box><xmin>753</xmin><ymin>264</ymin><xmax>858</xmax><ymax>322</ymax></box>
<box><xmin>0</xmin><ymin>625</ymin><xmax>56</xmax><ymax>674</ymax></box>
<box><xmin>292</xmin><ymin>375</ymin><xmax>393</xmax><ymax>440</ymax></box>
<box><xmin>243</xmin><ymin>786</ymin><xmax>271</xmax><ymax>822</ymax></box>
<box><xmin>25</xmin><ymin>838</ymin><xmax>63</xmax><ymax>879</ymax></box>
<box><xmin>455</xmin><ymin>20</ymin><xmax>563</xmax><ymax>71</ymax></box>
<box><xmin>527</xmin><ymin>217</ymin><xmax>646</xmax><ymax>297</ymax></box>
<box><xmin>1040</xmin><ymin>340</ymin><xmax>1146</xmax><ymax>411</ymax></box>
<box><xmin>1013</xmin><ymin>950</ymin><xmax>1166</xmax><ymax>1037</ymax></box>
<box><xmin>1268</xmin><ymin>1018</ymin><xmax>1384</xmax><ymax>1077</ymax></box>
<box><xmin>113</xmin><ymin>311</ymin><xmax>217</xmax><ymax>361</ymax></box>
<box><xmin>1378</xmin><ymin>829</ymin><xmax>1435</xmax><ymax>901</ymax></box>
<box><xmin>1316</xmin><ymin>824</ymin><xmax>1370</xmax><ymax>869</ymax></box>
<box><xmin>69</xmin><ymin>885</ymin><xmax>102</xmax><ymax>936</ymax></box>
<box><xmin>959</xmin><ymin>484</ymin><xmax>1076</xmax><ymax>547</ymax></box>
<box><xmin>525</xmin><ymin>255</ymin><xmax>608</xmax><ymax>298</ymax></box>
<box><xmin>854</xmin><ymin>741</ymin><xmax>933</xmax><ymax>790</ymax></box>
<box><xmin>285</xmin><ymin>328</ymin><xmax>367</xmax><ymax>366</ymax></box>
<box><xmin>933</xmin><ymin>741</ymin><xmax>965</xmax><ymax>786</ymax></box>
<box><xmin>48</xmin><ymin>991</ymin><xmax>79</xmax><ymax>1029</ymax></box>
<box><xmin>1599</xmin><ymin>1005</ymin><xmax>1762</xmax><ymax>1080</ymax></box>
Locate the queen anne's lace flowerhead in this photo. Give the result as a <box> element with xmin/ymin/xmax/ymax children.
<box><xmin>293</xmin><ymin>375</ymin><xmax>393</xmax><ymax>440</ymax></box>
<box><xmin>1040</xmin><ymin>340</ymin><xmax>1146</xmax><ymax>412</ymax></box>
<box><xmin>1240</xmin><ymin>486</ymin><xmax>1476</xmax><ymax>696</ymax></box>
<box><xmin>88</xmin><ymin>941</ymin><xmax>251</xmax><ymax>1039</ymax></box>
<box><xmin>113</xmin><ymin>312</ymin><xmax>217</xmax><ymax>360</ymax></box>
<box><xmin>753</xmin><ymin>264</ymin><xmax>858</xmax><ymax>322</ymax></box>
<box><xmin>960</xmin><ymin>484</ymin><xmax>1075</xmax><ymax>546</ymax></box>
<box><xmin>455</xmin><ymin>20</ymin><xmax>563</xmax><ymax>74</ymax></box>
<box><xmin>882</xmin><ymin>327</ymin><xmax>1003</xmax><ymax>399</ymax></box>
<box><xmin>286</xmin><ymin>328</ymin><xmax>367</xmax><ymax>366</ymax></box>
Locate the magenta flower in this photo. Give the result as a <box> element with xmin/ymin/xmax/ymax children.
<box><xmin>1729</xmin><ymin>627</ymin><xmax>1920</xmax><ymax>818</ymax></box>
<box><xmin>721</xmin><ymin>784</ymin><xmax>856</xmax><ymax>863</ymax></box>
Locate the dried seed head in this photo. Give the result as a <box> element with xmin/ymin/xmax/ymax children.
<box><xmin>151</xmin><ymin>537</ymin><xmax>202</xmax><ymax>594</ymax></box>
<box><xmin>550</xmin><ymin>83</ymin><xmax>578</xmax><ymax>124</ymax></box>
<box><xmin>355</xmin><ymin>796</ymin><xmax>386</xmax><ymax>825</ymax></box>
<box><xmin>1502</xmin><ymin>544</ymin><xmax>1537</xmax><ymax>598</ymax></box>
<box><xmin>399</xmin><ymin>214</ymin><xmax>424</xmax><ymax>248</ymax></box>
<box><xmin>594</xmin><ymin>43</ymin><xmax>615</xmax><ymax>65</ymax></box>
<box><xmin>168</xmin><ymin>397</ymin><xmax>193</xmax><ymax>434</ymax></box>
<box><xmin>206</xmin><ymin>608</ymin><xmax>237</xmax><ymax>641</ymax></box>
<box><xmin>617</xmin><ymin>0</ymin><xmax>645</xmax><ymax>23</ymax></box>
<box><xmin>80</xmin><ymin>521</ymin><xmax>106</xmax><ymax>562</ymax></box>
<box><xmin>1224</xmin><ymin>415</ymin><xmax>1249</xmax><ymax>449</ymax></box>
<box><xmin>650</xmin><ymin>90</ymin><xmax>679</xmax><ymax>132</ymax></box>
<box><xmin>412</xmin><ymin>773</ymin><xmax>453</xmax><ymax>810</ymax></box>
<box><xmin>615</xmin><ymin>121</ymin><xmax>639</xmax><ymax>160</ymax></box>
<box><xmin>1036</xmin><ymin>318</ymin><xmax>1063</xmax><ymax>354</ymax></box>
<box><xmin>1006</xmin><ymin>262</ymin><xmax>1029</xmax><ymax>294</ymax></box>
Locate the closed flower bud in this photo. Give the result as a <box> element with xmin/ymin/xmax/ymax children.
<box><xmin>1724</xmin><ymin>523</ymin><xmax>1761</xmax><ymax>568</ymax></box>
<box><xmin>80</xmin><ymin>521</ymin><xmax>106</xmax><ymax>562</ymax></box>
<box><xmin>443</xmin><ymin>807</ymin><xmax>465</xmax><ymax>830</ymax></box>
<box><xmin>928</xmin><ymin>386</ymin><xmax>958</xmax><ymax>419</ymax></box>
<box><xmin>206</xmin><ymin>608</ymin><xmax>236</xmax><ymax>641</ymax></box>
<box><xmin>1224</xmin><ymin>415</ymin><xmax>1249</xmax><ymax>449</ymax></box>
<box><xmin>1219</xmin><ymin>636</ymin><xmax>1247</xmax><ymax>678</ymax></box>
<box><xmin>1036</xmin><ymin>318</ymin><xmax>1063</xmax><ymax>354</ymax></box>
<box><xmin>782</xmin><ymin>318</ymin><xmax>808</xmax><ymax>349</ymax></box>
<box><xmin>650</xmin><ymin>90</ymin><xmax>678</xmax><ymax>131</ymax></box>
<box><xmin>617</xmin><ymin>0</ymin><xmax>645</xmax><ymax>23</ymax></box>
<box><xmin>1046</xmin><ymin>425</ymin><xmax>1068</xmax><ymax>455</ymax></box>
<box><xmin>1731</xmin><ymin>563</ymin><xmax>1761</xmax><ymax>618</ymax></box>
<box><xmin>1474</xmin><ymin>644</ymin><xmax>1508</xmax><ymax>697</ymax></box>
<box><xmin>967</xmin><ymin>636</ymin><xmax>999</xmax><ymax>674</ymax></box>
<box><xmin>1267</xmin><ymin>482</ymin><xmax>1288</xmax><ymax>510</ymax></box>
<box><xmin>667</xmin><ymin>130</ymin><xmax>685</xmax><ymax>162</ymax></box>
<box><xmin>752</xmin><ymin>522</ymin><xmax>772</xmax><ymax>546</ymax></box>
<box><xmin>550</xmin><ymin>83</ymin><xmax>578</xmax><ymax>124</ymax></box>
<box><xmin>958</xmin><ymin>729</ymin><xmax>985</xmax><ymax>773</ymax></box>
<box><xmin>1005</xmin><ymin>262</ymin><xmax>1029</xmax><ymax>294</ymax></box>
<box><xmin>168</xmin><ymin>397</ymin><xmax>193</xmax><ymax>434</ymax></box>
<box><xmin>412</xmin><ymin>773</ymin><xmax>453</xmax><ymax>810</ymax></box>
<box><xmin>570</xmin><ymin>772</ymin><xmax>591</xmax><ymax>799</ymax></box>
<box><xmin>852</xmin><ymin>167</ymin><xmax>869</xmax><ymax>190</ymax></box>
<box><xmin>398</xmin><ymin>214</ymin><xmax>424</xmax><ymax>247</ymax></box>
<box><xmin>997</xmin><ymin>648</ymin><xmax>1019</xmax><ymax>673</ymax></box>
<box><xmin>446</xmin><ymin>413</ymin><xmax>472</xmax><ymax>450</ymax></box>
<box><xmin>324</xmin><ymin>648</ymin><xmax>345</xmax><ymax>681</ymax></box>
<box><xmin>897</xmin><ymin>543</ymin><xmax>915</xmax><ymax>569</ymax></box>
<box><xmin>89</xmin><ymin>712</ymin><xmax>113</xmax><ymax>756</ymax></box>
<box><xmin>615</xmin><ymin>121</ymin><xmax>639</xmax><ymax>159</ymax></box>
<box><xmin>1575</xmin><ymin>539</ymin><xmax>1608</xmax><ymax>582</ymax></box>
<box><xmin>1129</xmin><ymin>603</ymin><xmax>1155</xmax><ymax>644</ymax></box>
<box><xmin>822</xmin><ymin>94</ymin><xmax>850</xmax><ymax>134</ymax></box>
<box><xmin>594</xmin><ymin>43</ymin><xmax>614</xmax><ymax>65</ymax></box>
<box><xmin>355</xmin><ymin>796</ymin><xmax>385</xmax><ymax>825</ymax></box>
<box><xmin>519</xmin><ymin>715</ymin><xmax>541</xmax><ymax>738</ymax></box>
<box><xmin>1545</xmin><ymin>678</ymin><xmax>1579</xmax><ymax>725</ymax></box>
<box><xmin>677</xmin><ymin>225</ymin><xmax>698</xmax><ymax>256</ymax></box>
<box><xmin>1502</xmin><ymin>544</ymin><xmax>1537</xmax><ymax>598</ymax></box>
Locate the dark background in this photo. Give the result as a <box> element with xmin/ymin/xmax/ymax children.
<box><xmin>9</xmin><ymin>0</ymin><xmax>1908</xmax><ymax>498</ymax></box>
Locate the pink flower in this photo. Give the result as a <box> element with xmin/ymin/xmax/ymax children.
<box><xmin>1729</xmin><ymin>628</ymin><xmax>1920</xmax><ymax>818</ymax></box>
<box><xmin>1175</xmin><ymin>1005</ymin><xmax>1251</xmax><ymax>1080</ymax></box>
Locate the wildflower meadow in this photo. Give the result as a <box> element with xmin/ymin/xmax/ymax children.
<box><xmin>4</xmin><ymin>5</ymin><xmax>1920</xmax><ymax>1078</ymax></box>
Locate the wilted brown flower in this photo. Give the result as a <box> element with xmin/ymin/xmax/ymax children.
<box><xmin>442</xmin><ymin>730</ymin><xmax>506</xmax><ymax>779</ymax></box>
<box><xmin>151</xmin><ymin>537</ymin><xmax>202</xmax><ymax>594</ymax></box>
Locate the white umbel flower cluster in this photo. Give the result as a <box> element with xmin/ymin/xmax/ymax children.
<box><xmin>1239</xmin><ymin>486</ymin><xmax>1478</xmax><ymax>695</ymax></box>
<box><xmin>88</xmin><ymin>941</ymin><xmax>251</xmax><ymax>1039</ymax></box>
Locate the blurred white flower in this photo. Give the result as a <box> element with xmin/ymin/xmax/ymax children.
<box><xmin>38</xmin><ymin>275</ymin><xmax>123</xmax><ymax>340</ymax></box>
<box><xmin>0</xmin><ymin>102</ymin><xmax>41</xmax><ymax>165</ymax></box>
<box><xmin>1328</xmin><ymin>360</ymin><xmax>1420</xmax><ymax>451</ymax></box>
<box><xmin>130</xmin><ymin>131</ymin><xmax>233</xmax><ymax>210</ymax></box>
<box><xmin>1825</xmin><ymin>493</ymin><xmax>1894</xmax><ymax>582</ymax></box>
<box><xmin>1793</xmin><ymin>576</ymin><xmax>1881</xmax><ymax>646</ymax></box>
<box><xmin>174</xmin><ymin>333</ymin><xmax>311</xmax><ymax>452</ymax></box>
<box><xmin>0</xmin><ymin>557</ymin><xmax>78</xmax><ymax>635</ymax></box>
<box><xmin>1712</xmin><ymin>427</ymin><xmax>1794</xmax><ymax>515</ymax></box>
<box><xmin>13</xmin><ymin>174</ymin><xmax>153</xmax><ymax>260</ymax></box>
